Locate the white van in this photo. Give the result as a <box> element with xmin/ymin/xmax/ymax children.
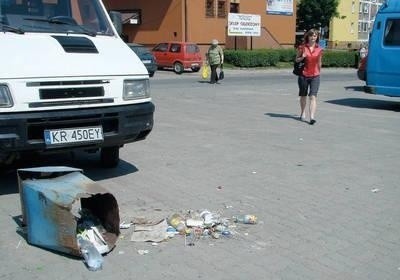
<box><xmin>0</xmin><ymin>0</ymin><xmax>154</xmax><ymax>167</ymax></box>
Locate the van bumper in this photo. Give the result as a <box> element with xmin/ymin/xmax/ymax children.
<box><xmin>0</xmin><ymin>102</ymin><xmax>154</xmax><ymax>161</ymax></box>
<box><xmin>365</xmin><ymin>85</ymin><xmax>400</xmax><ymax>97</ymax></box>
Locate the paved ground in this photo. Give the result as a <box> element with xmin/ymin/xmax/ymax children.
<box><xmin>1</xmin><ymin>68</ymin><xmax>400</xmax><ymax>280</ymax></box>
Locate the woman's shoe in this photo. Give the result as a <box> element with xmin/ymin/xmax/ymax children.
<box><xmin>309</xmin><ymin>119</ymin><xmax>316</xmax><ymax>125</ymax></box>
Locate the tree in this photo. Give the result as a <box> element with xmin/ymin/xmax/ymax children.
<box><xmin>297</xmin><ymin>0</ymin><xmax>339</xmax><ymax>35</ymax></box>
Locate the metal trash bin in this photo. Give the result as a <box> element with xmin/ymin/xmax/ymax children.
<box><xmin>17</xmin><ymin>166</ymin><xmax>120</xmax><ymax>256</ymax></box>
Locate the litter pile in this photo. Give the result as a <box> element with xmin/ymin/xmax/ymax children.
<box><xmin>128</xmin><ymin>210</ymin><xmax>257</xmax><ymax>246</ymax></box>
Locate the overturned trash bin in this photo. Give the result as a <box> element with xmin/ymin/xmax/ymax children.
<box><xmin>17</xmin><ymin>166</ymin><xmax>120</xmax><ymax>258</ymax></box>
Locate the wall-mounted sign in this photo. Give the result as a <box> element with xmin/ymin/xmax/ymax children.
<box><xmin>266</xmin><ymin>0</ymin><xmax>293</xmax><ymax>16</ymax></box>
<box><xmin>228</xmin><ymin>13</ymin><xmax>261</xmax><ymax>37</ymax></box>
<box><xmin>120</xmin><ymin>10</ymin><xmax>141</xmax><ymax>25</ymax></box>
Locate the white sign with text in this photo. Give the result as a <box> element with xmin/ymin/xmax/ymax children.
<box><xmin>228</xmin><ymin>13</ymin><xmax>261</xmax><ymax>37</ymax></box>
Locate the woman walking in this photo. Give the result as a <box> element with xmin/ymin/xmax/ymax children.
<box><xmin>295</xmin><ymin>29</ymin><xmax>323</xmax><ymax>125</ymax></box>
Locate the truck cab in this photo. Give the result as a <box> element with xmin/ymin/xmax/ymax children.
<box><xmin>0</xmin><ymin>0</ymin><xmax>154</xmax><ymax>167</ymax></box>
<box><xmin>365</xmin><ymin>0</ymin><xmax>400</xmax><ymax>97</ymax></box>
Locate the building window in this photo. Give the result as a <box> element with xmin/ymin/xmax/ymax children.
<box><xmin>350</xmin><ymin>22</ymin><xmax>354</xmax><ymax>33</ymax></box>
<box><xmin>217</xmin><ymin>1</ymin><xmax>226</xmax><ymax>18</ymax></box>
<box><xmin>363</xmin><ymin>22</ymin><xmax>368</xmax><ymax>32</ymax></box>
<box><xmin>206</xmin><ymin>0</ymin><xmax>215</xmax><ymax>17</ymax></box>
<box><xmin>230</xmin><ymin>3</ymin><xmax>239</xmax><ymax>13</ymax></box>
<box><xmin>364</xmin><ymin>3</ymin><xmax>369</xmax><ymax>14</ymax></box>
<box><xmin>359</xmin><ymin>3</ymin><xmax>362</xmax><ymax>14</ymax></box>
<box><xmin>352</xmin><ymin>1</ymin><xmax>355</xmax><ymax>13</ymax></box>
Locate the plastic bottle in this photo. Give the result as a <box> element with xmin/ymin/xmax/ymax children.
<box><xmin>168</xmin><ymin>213</ymin><xmax>187</xmax><ymax>234</ymax></box>
<box><xmin>77</xmin><ymin>236</ymin><xmax>104</xmax><ymax>271</ymax></box>
<box><xmin>233</xmin><ymin>214</ymin><xmax>257</xmax><ymax>224</ymax></box>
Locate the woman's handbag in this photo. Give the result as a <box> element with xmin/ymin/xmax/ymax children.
<box><xmin>293</xmin><ymin>59</ymin><xmax>305</xmax><ymax>76</ymax></box>
<box><xmin>218</xmin><ymin>64</ymin><xmax>224</xmax><ymax>80</ymax></box>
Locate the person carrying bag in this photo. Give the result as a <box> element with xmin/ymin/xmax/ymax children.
<box><xmin>207</xmin><ymin>39</ymin><xmax>224</xmax><ymax>84</ymax></box>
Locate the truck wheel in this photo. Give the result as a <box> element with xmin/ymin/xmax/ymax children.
<box><xmin>100</xmin><ymin>146</ymin><xmax>119</xmax><ymax>168</ymax></box>
<box><xmin>174</xmin><ymin>62</ymin><xmax>184</xmax><ymax>74</ymax></box>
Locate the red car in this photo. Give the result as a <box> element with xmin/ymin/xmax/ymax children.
<box><xmin>357</xmin><ymin>55</ymin><xmax>367</xmax><ymax>81</ymax></box>
<box><xmin>152</xmin><ymin>42</ymin><xmax>202</xmax><ymax>74</ymax></box>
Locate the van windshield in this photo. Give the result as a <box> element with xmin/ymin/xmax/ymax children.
<box><xmin>0</xmin><ymin>0</ymin><xmax>114</xmax><ymax>36</ymax></box>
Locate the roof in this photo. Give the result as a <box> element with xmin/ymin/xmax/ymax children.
<box><xmin>379</xmin><ymin>0</ymin><xmax>400</xmax><ymax>13</ymax></box>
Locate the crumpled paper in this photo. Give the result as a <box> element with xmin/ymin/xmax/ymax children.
<box><xmin>130</xmin><ymin>219</ymin><xmax>169</xmax><ymax>242</ymax></box>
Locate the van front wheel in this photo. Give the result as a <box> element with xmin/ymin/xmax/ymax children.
<box><xmin>174</xmin><ymin>62</ymin><xmax>184</xmax><ymax>74</ymax></box>
<box><xmin>100</xmin><ymin>146</ymin><xmax>120</xmax><ymax>168</ymax></box>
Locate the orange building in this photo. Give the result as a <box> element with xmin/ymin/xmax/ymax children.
<box><xmin>103</xmin><ymin>0</ymin><xmax>296</xmax><ymax>52</ymax></box>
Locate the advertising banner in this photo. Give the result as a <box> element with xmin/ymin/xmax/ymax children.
<box><xmin>266</xmin><ymin>0</ymin><xmax>294</xmax><ymax>16</ymax></box>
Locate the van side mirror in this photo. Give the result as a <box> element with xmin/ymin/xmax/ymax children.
<box><xmin>109</xmin><ymin>11</ymin><xmax>122</xmax><ymax>35</ymax></box>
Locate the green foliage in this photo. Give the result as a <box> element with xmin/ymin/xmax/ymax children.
<box><xmin>224</xmin><ymin>49</ymin><xmax>280</xmax><ymax>67</ymax></box>
<box><xmin>322</xmin><ymin>50</ymin><xmax>358</xmax><ymax>67</ymax></box>
<box><xmin>297</xmin><ymin>0</ymin><xmax>339</xmax><ymax>32</ymax></box>
<box><xmin>278</xmin><ymin>48</ymin><xmax>297</xmax><ymax>62</ymax></box>
<box><xmin>224</xmin><ymin>48</ymin><xmax>358</xmax><ymax>68</ymax></box>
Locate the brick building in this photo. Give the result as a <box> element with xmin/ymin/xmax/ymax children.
<box><xmin>102</xmin><ymin>0</ymin><xmax>297</xmax><ymax>53</ymax></box>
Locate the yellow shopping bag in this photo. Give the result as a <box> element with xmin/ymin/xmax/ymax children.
<box><xmin>201</xmin><ymin>64</ymin><xmax>210</xmax><ymax>79</ymax></box>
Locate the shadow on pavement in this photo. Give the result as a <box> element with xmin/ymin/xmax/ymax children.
<box><xmin>0</xmin><ymin>151</ymin><xmax>138</xmax><ymax>196</ymax></box>
<box><xmin>325</xmin><ymin>98</ymin><xmax>400</xmax><ymax>112</ymax></box>
<box><xmin>265</xmin><ymin>112</ymin><xmax>300</xmax><ymax>121</ymax></box>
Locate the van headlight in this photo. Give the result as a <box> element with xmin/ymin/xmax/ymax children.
<box><xmin>0</xmin><ymin>85</ymin><xmax>13</xmax><ymax>108</ymax></box>
<box><xmin>123</xmin><ymin>79</ymin><xmax>150</xmax><ymax>100</ymax></box>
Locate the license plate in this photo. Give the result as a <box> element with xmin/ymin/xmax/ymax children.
<box><xmin>142</xmin><ymin>60</ymin><xmax>152</xmax><ymax>64</ymax></box>
<box><xmin>44</xmin><ymin>126</ymin><xmax>103</xmax><ymax>145</ymax></box>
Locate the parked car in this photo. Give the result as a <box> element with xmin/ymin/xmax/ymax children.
<box><xmin>128</xmin><ymin>43</ymin><xmax>157</xmax><ymax>77</ymax></box>
<box><xmin>151</xmin><ymin>42</ymin><xmax>202</xmax><ymax>74</ymax></box>
<box><xmin>357</xmin><ymin>55</ymin><xmax>367</xmax><ymax>81</ymax></box>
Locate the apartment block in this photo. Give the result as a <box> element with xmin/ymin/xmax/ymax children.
<box><xmin>328</xmin><ymin>0</ymin><xmax>384</xmax><ymax>49</ymax></box>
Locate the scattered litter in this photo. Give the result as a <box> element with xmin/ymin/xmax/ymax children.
<box><xmin>77</xmin><ymin>235</ymin><xmax>103</xmax><ymax>271</ymax></box>
<box><xmin>118</xmin><ymin>251</ymin><xmax>125</xmax><ymax>255</ymax></box>
<box><xmin>137</xmin><ymin>249</ymin><xmax>149</xmax><ymax>255</ymax></box>
<box><xmin>186</xmin><ymin>218</ymin><xmax>204</xmax><ymax>227</ymax></box>
<box><xmin>16</xmin><ymin>240</ymin><xmax>22</xmax><ymax>249</ymax></box>
<box><xmin>120</xmin><ymin>221</ymin><xmax>133</xmax><ymax>229</ymax></box>
<box><xmin>252</xmin><ymin>171</ymin><xmax>257</xmax><ymax>174</ymax></box>
<box><xmin>127</xmin><ymin>208</ymin><xmax>258</xmax><ymax>248</ymax></box>
<box><xmin>130</xmin><ymin>219</ymin><xmax>169</xmax><ymax>242</ymax></box>
<box><xmin>371</xmin><ymin>188</ymin><xmax>380</xmax><ymax>193</ymax></box>
<box><xmin>233</xmin><ymin>214</ymin><xmax>257</xmax><ymax>224</ymax></box>
<box><xmin>216</xmin><ymin>185</ymin><xmax>223</xmax><ymax>190</ymax></box>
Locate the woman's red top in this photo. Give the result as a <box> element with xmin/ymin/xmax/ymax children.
<box><xmin>299</xmin><ymin>44</ymin><xmax>323</xmax><ymax>77</ymax></box>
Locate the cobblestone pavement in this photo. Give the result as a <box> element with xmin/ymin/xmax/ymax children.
<box><xmin>1</xmin><ymin>68</ymin><xmax>399</xmax><ymax>280</ymax></box>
